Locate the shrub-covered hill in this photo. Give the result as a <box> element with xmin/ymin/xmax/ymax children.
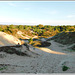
<box><xmin>51</xmin><ymin>31</ymin><xmax>75</xmax><ymax>45</ymax></box>
<box><xmin>0</xmin><ymin>25</ymin><xmax>75</xmax><ymax>39</ymax></box>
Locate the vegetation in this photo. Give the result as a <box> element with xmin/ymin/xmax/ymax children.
<box><xmin>51</xmin><ymin>31</ymin><xmax>75</xmax><ymax>45</ymax></box>
<box><xmin>0</xmin><ymin>45</ymin><xmax>29</xmax><ymax>56</ymax></box>
<box><xmin>0</xmin><ymin>24</ymin><xmax>75</xmax><ymax>47</ymax></box>
<box><xmin>68</xmin><ymin>45</ymin><xmax>75</xmax><ymax>51</ymax></box>
<box><xmin>30</xmin><ymin>41</ymin><xmax>51</xmax><ymax>47</ymax></box>
<box><xmin>70</xmin><ymin>45</ymin><xmax>75</xmax><ymax>50</ymax></box>
<box><xmin>0</xmin><ymin>24</ymin><xmax>75</xmax><ymax>39</ymax></box>
<box><xmin>28</xmin><ymin>38</ymin><xmax>33</xmax><ymax>43</ymax></box>
<box><xmin>62</xmin><ymin>65</ymin><xmax>69</xmax><ymax>71</ymax></box>
<box><xmin>0</xmin><ymin>67</ymin><xmax>6</xmax><ymax>71</ymax></box>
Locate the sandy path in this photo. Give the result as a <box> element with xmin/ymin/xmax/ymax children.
<box><xmin>0</xmin><ymin>40</ymin><xmax>75</xmax><ymax>73</ymax></box>
<box><xmin>37</xmin><ymin>47</ymin><xmax>66</xmax><ymax>55</ymax></box>
<box><xmin>37</xmin><ymin>40</ymin><xmax>75</xmax><ymax>56</ymax></box>
<box><xmin>47</xmin><ymin>40</ymin><xmax>75</xmax><ymax>55</ymax></box>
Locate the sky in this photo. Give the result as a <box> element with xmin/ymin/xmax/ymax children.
<box><xmin>0</xmin><ymin>1</ymin><xmax>75</xmax><ymax>25</ymax></box>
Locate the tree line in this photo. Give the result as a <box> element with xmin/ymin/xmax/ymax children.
<box><xmin>0</xmin><ymin>24</ymin><xmax>75</xmax><ymax>38</ymax></box>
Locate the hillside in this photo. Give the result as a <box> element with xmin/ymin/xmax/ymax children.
<box><xmin>0</xmin><ymin>31</ymin><xmax>75</xmax><ymax>73</ymax></box>
<box><xmin>0</xmin><ymin>40</ymin><xmax>75</xmax><ymax>73</ymax></box>
<box><xmin>0</xmin><ymin>31</ymin><xmax>21</xmax><ymax>46</ymax></box>
<box><xmin>17</xmin><ymin>31</ymin><xmax>38</xmax><ymax>39</ymax></box>
<box><xmin>0</xmin><ymin>25</ymin><xmax>75</xmax><ymax>39</ymax></box>
<box><xmin>50</xmin><ymin>31</ymin><xmax>75</xmax><ymax>45</ymax></box>
<box><xmin>47</xmin><ymin>31</ymin><xmax>75</xmax><ymax>51</ymax></box>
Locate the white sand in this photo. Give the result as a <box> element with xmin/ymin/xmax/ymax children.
<box><xmin>0</xmin><ymin>32</ymin><xmax>21</xmax><ymax>46</ymax></box>
<box><xmin>0</xmin><ymin>39</ymin><xmax>75</xmax><ymax>73</ymax></box>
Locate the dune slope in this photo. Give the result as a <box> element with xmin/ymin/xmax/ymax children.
<box><xmin>0</xmin><ymin>32</ymin><xmax>21</xmax><ymax>46</ymax></box>
<box><xmin>0</xmin><ymin>40</ymin><xmax>75</xmax><ymax>73</ymax></box>
<box><xmin>0</xmin><ymin>31</ymin><xmax>75</xmax><ymax>73</ymax></box>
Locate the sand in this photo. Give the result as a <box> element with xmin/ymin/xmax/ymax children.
<box><xmin>0</xmin><ymin>32</ymin><xmax>75</xmax><ymax>73</ymax></box>
<box><xmin>0</xmin><ymin>32</ymin><xmax>21</xmax><ymax>46</ymax></box>
<box><xmin>0</xmin><ymin>39</ymin><xmax>75</xmax><ymax>73</ymax></box>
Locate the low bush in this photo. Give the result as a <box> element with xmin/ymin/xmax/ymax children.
<box><xmin>62</xmin><ymin>65</ymin><xmax>69</xmax><ymax>71</ymax></box>
<box><xmin>71</xmin><ymin>45</ymin><xmax>75</xmax><ymax>50</ymax></box>
<box><xmin>37</xmin><ymin>41</ymin><xmax>51</xmax><ymax>47</ymax></box>
<box><xmin>0</xmin><ymin>46</ymin><xmax>28</xmax><ymax>56</ymax></box>
<box><xmin>28</xmin><ymin>38</ymin><xmax>33</xmax><ymax>43</ymax></box>
<box><xmin>31</xmin><ymin>41</ymin><xmax>51</xmax><ymax>47</ymax></box>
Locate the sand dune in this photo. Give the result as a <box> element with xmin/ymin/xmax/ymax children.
<box><xmin>0</xmin><ymin>32</ymin><xmax>21</xmax><ymax>46</ymax></box>
<box><xmin>0</xmin><ymin>32</ymin><xmax>75</xmax><ymax>73</ymax></box>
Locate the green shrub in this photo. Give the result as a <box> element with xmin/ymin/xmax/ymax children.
<box><xmin>30</xmin><ymin>41</ymin><xmax>51</xmax><ymax>47</ymax></box>
<box><xmin>0</xmin><ymin>66</ymin><xmax>6</xmax><ymax>71</ymax></box>
<box><xmin>28</xmin><ymin>38</ymin><xmax>33</xmax><ymax>43</ymax></box>
<box><xmin>62</xmin><ymin>66</ymin><xmax>69</xmax><ymax>71</ymax></box>
<box><xmin>7</xmin><ymin>49</ymin><xmax>13</xmax><ymax>53</ymax></box>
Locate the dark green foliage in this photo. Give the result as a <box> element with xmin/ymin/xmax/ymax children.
<box><xmin>28</xmin><ymin>38</ymin><xmax>33</xmax><ymax>43</ymax></box>
<box><xmin>62</xmin><ymin>66</ymin><xmax>69</xmax><ymax>71</ymax></box>
<box><xmin>71</xmin><ymin>45</ymin><xmax>75</xmax><ymax>50</ymax></box>
<box><xmin>0</xmin><ymin>67</ymin><xmax>5</xmax><ymax>71</ymax></box>
<box><xmin>24</xmin><ymin>25</ymin><xmax>28</xmax><ymax>30</ymax></box>
<box><xmin>18</xmin><ymin>25</ymin><xmax>24</xmax><ymax>30</ymax></box>
<box><xmin>69</xmin><ymin>45</ymin><xmax>75</xmax><ymax>51</ymax></box>
<box><xmin>0</xmin><ymin>66</ymin><xmax>7</xmax><ymax>71</ymax></box>
<box><xmin>37</xmin><ymin>24</ymin><xmax>44</xmax><ymax>29</ymax></box>
<box><xmin>31</xmin><ymin>41</ymin><xmax>51</xmax><ymax>47</ymax></box>
<box><xmin>9</xmin><ymin>24</ymin><xmax>15</xmax><ymax>29</ymax></box>
<box><xmin>37</xmin><ymin>41</ymin><xmax>51</xmax><ymax>47</ymax></box>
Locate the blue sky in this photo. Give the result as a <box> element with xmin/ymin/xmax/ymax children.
<box><xmin>0</xmin><ymin>1</ymin><xmax>75</xmax><ymax>25</ymax></box>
